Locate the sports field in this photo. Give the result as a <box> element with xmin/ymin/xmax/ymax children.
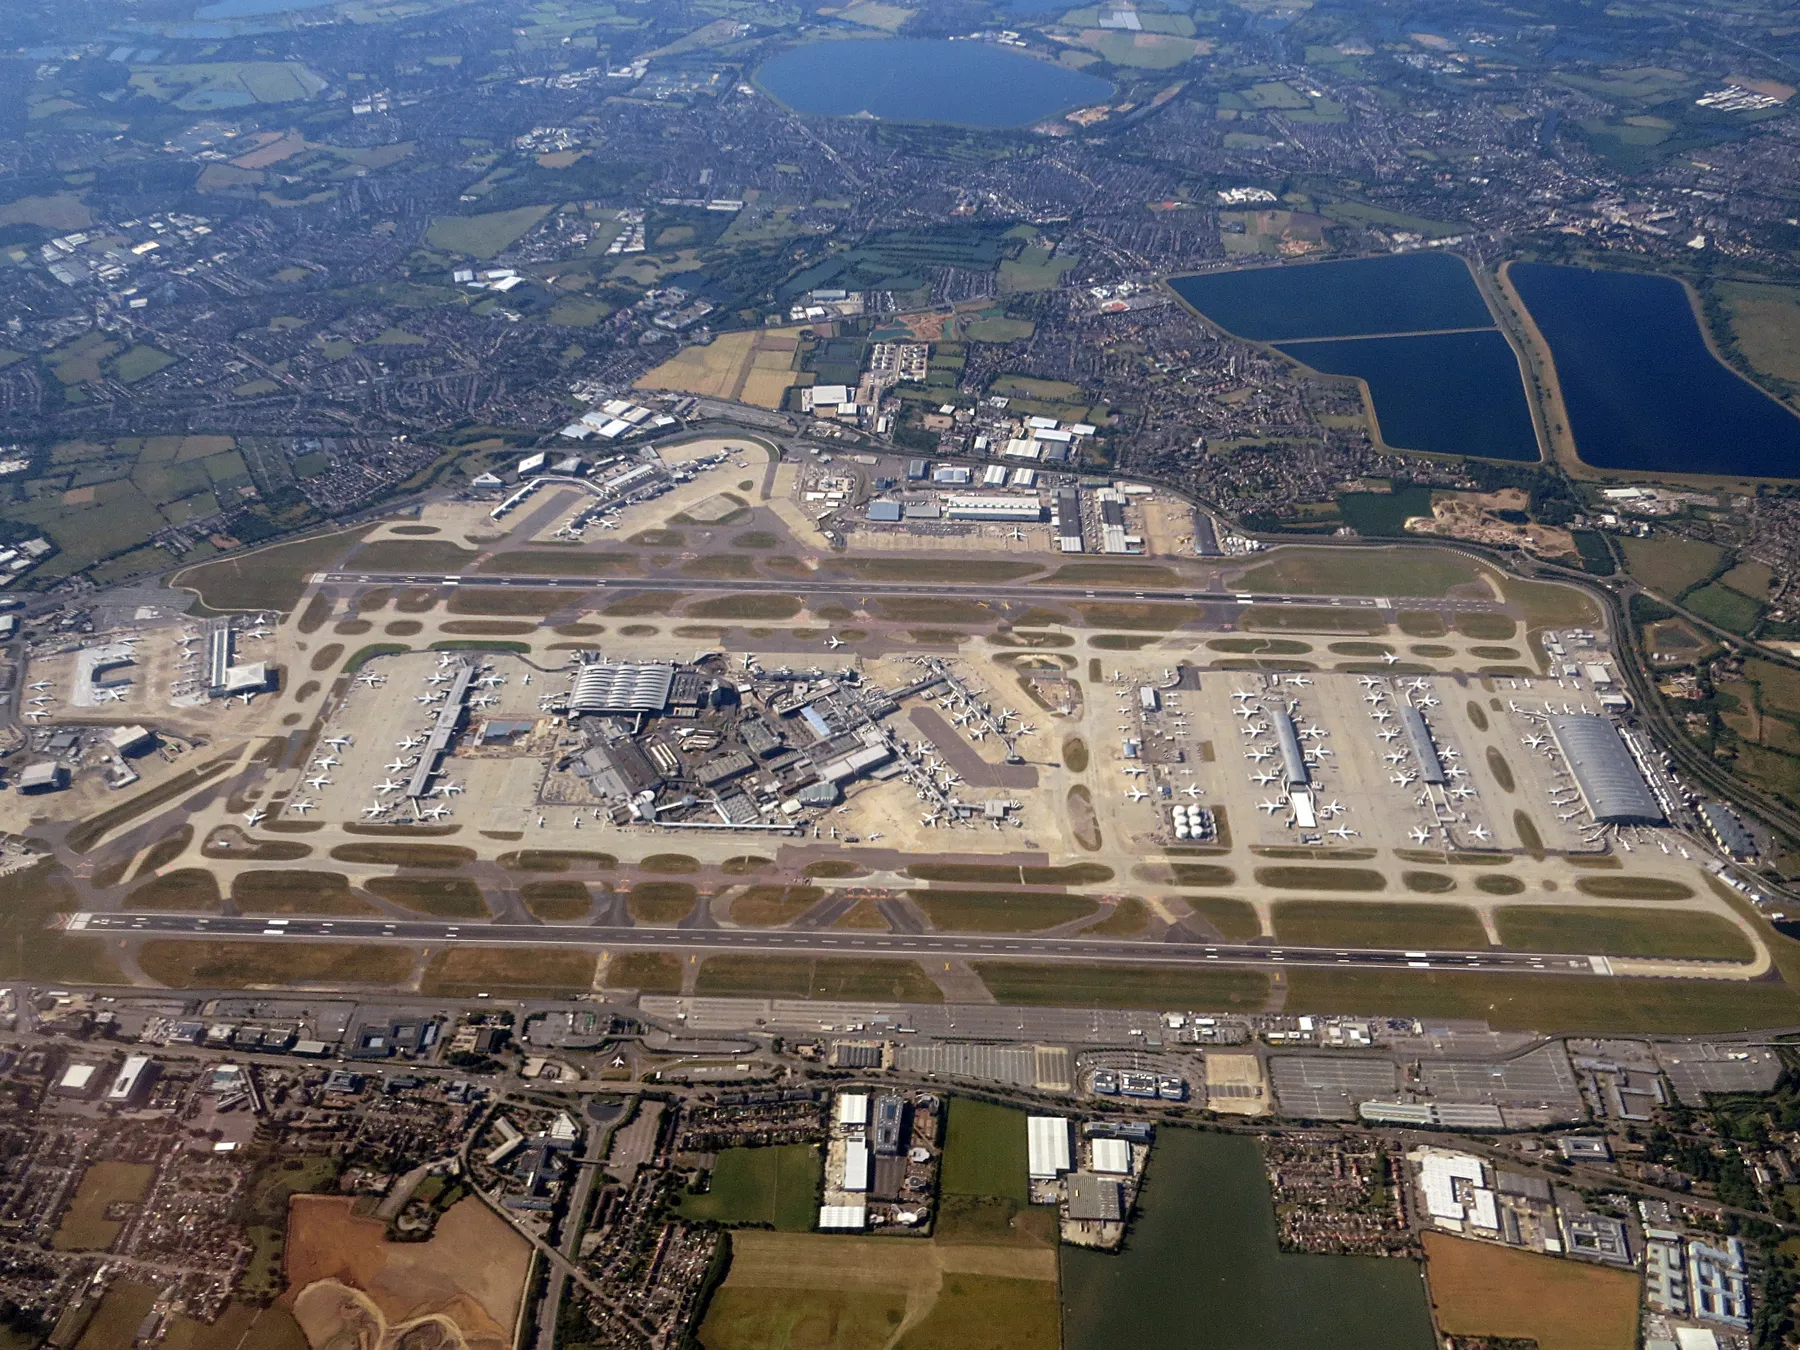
<box><xmin>1424</xmin><ymin>1232</ymin><xmax>1638</xmax><ymax>1350</ymax></box>
<box><xmin>677</xmin><ymin>1145</ymin><xmax>820</xmax><ymax>1230</ymax></box>
<box><xmin>53</xmin><ymin>1161</ymin><xmax>154</xmax><ymax>1251</ymax></box>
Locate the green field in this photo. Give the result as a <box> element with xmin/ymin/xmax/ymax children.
<box><xmin>1683</xmin><ymin>582</ymin><xmax>1764</xmax><ymax>635</ymax></box>
<box><xmin>1282</xmin><ymin>967</ymin><xmax>1800</xmax><ymax>1033</ymax></box>
<box><xmin>137</xmin><ymin>940</ymin><xmax>414</xmax><ymax>989</ymax></box>
<box><xmin>699</xmin><ymin>1286</ymin><xmax>908</xmax><ymax>1350</ymax></box>
<box><xmin>1493</xmin><ymin>907</ymin><xmax>1753</xmax><ymax>961</ymax></box>
<box><xmin>1272</xmin><ymin>901</ymin><xmax>1488</xmax><ymax>950</ymax></box>
<box><xmin>174</xmin><ymin>525</ymin><xmax>373</xmax><ymax>611</ymax></box>
<box><xmin>426</xmin><ymin>205</ymin><xmax>554</xmax><ymax>258</ymax></box>
<box><xmin>974</xmin><ymin>962</ymin><xmax>1269</xmax><ymax>1011</ymax></box>
<box><xmin>1617</xmin><ymin>534</ymin><xmax>1725</xmax><ymax>598</ymax></box>
<box><xmin>1235</xmin><ymin>547</ymin><xmax>1478</xmax><ymax>598</ymax></box>
<box><xmin>365</xmin><ymin>876</ymin><xmax>489</xmax><ymax>919</ymax></box>
<box><xmin>940</xmin><ymin>1099</ymin><xmax>1030</xmax><ymax>1203</ymax></box>
<box><xmin>910</xmin><ymin>890</ymin><xmax>1098</xmax><ymax>932</ymax></box>
<box><xmin>695</xmin><ymin>956</ymin><xmax>943</xmax><ymax>1001</ymax></box>
<box><xmin>53</xmin><ymin>1162</ymin><xmax>154</xmax><ymax>1251</ymax></box>
<box><xmin>677</xmin><ymin>1145</ymin><xmax>820</xmax><ymax>1230</ymax></box>
<box><xmin>1718</xmin><ymin>280</ymin><xmax>1800</xmax><ymax>387</ymax></box>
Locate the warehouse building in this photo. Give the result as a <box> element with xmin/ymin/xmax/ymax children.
<box><xmin>1027</xmin><ymin>1116</ymin><xmax>1072</xmax><ymax>1180</ymax></box>
<box><xmin>1067</xmin><ymin>1173</ymin><xmax>1124</xmax><ymax>1222</ymax></box>
<box><xmin>941</xmin><ymin>495</ymin><xmax>1044</xmax><ymax>522</ymax></box>
<box><xmin>1699</xmin><ymin>801</ymin><xmax>1757</xmax><ymax>859</ymax></box>
<box><xmin>1400</xmin><ymin>706</ymin><xmax>1447</xmax><ymax>785</ymax></box>
<box><xmin>1547</xmin><ymin>715</ymin><xmax>1666</xmax><ymax>824</ymax></box>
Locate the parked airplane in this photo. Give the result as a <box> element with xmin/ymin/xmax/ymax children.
<box><xmin>1126</xmin><ymin>788</ymin><xmax>1149</xmax><ymax>802</ymax></box>
<box><xmin>99</xmin><ymin>688</ymin><xmax>126</xmax><ymax>704</ymax></box>
<box><xmin>289</xmin><ymin>799</ymin><xmax>316</xmax><ymax>814</ymax></box>
<box><xmin>1257</xmin><ymin>799</ymin><xmax>1285</xmax><ymax>814</ymax></box>
<box><xmin>1328</xmin><ymin>826</ymin><xmax>1359</xmax><ymax>840</ymax></box>
<box><xmin>1122</xmin><ymin>766</ymin><xmax>1147</xmax><ymax>778</ymax></box>
<box><xmin>1391</xmin><ymin>772</ymin><xmax>1416</xmax><ymax>786</ymax></box>
<box><xmin>1378</xmin><ymin>729</ymin><xmax>1400</xmax><ymax>742</ymax></box>
<box><xmin>243</xmin><ymin>807</ymin><xmax>266</xmax><ymax>826</ymax></box>
<box><xmin>1245</xmin><ymin>748</ymin><xmax>1273</xmax><ymax>763</ymax></box>
<box><xmin>1382</xmin><ymin>652</ymin><xmax>1400</xmax><ymax>665</ymax></box>
<box><xmin>420</xmin><ymin>805</ymin><xmax>452</xmax><ymax>821</ymax></box>
<box><xmin>1384</xmin><ymin>752</ymin><xmax>1407</xmax><ymax>764</ymax></box>
<box><xmin>397</xmin><ymin>735</ymin><xmax>424</xmax><ymax>750</ymax></box>
<box><xmin>357</xmin><ymin>674</ymin><xmax>384</xmax><ymax>688</ymax></box>
<box><xmin>322</xmin><ymin>735</ymin><xmax>352</xmax><ymax>750</ymax></box>
<box><xmin>1409</xmin><ymin>827</ymin><xmax>1434</xmax><ymax>844</ymax></box>
<box><xmin>1182</xmin><ymin>785</ymin><xmax>1204</xmax><ymax>798</ymax></box>
<box><xmin>21</xmin><ymin>710</ymin><xmax>46</xmax><ymax>722</ymax></box>
<box><xmin>1250</xmin><ymin>771</ymin><xmax>1280</xmax><ymax>786</ymax></box>
<box><xmin>1522</xmin><ymin>735</ymin><xmax>1547</xmax><ymax>749</ymax></box>
<box><xmin>27</xmin><ymin>681</ymin><xmax>51</xmax><ymax>692</ymax></box>
<box><xmin>384</xmin><ymin>758</ymin><xmax>414</xmax><ymax>772</ymax></box>
<box><xmin>1357</xmin><ymin>676</ymin><xmax>1381</xmax><ymax>688</ymax></box>
<box><xmin>1467</xmin><ymin>825</ymin><xmax>1492</xmax><ymax>842</ymax></box>
<box><xmin>375</xmin><ymin>779</ymin><xmax>405</xmax><ymax>794</ymax></box>
<box><xmin>235</xmin><ymin>692</ymin><xmax>256</xmax><ymax>705</ymax></box>
<box><xmin>305</xmin><ymin>775</ymin><xmax>331</xmax><ymax>790</ymax></box>
<box><xmin>314</xmin><ymin>755</ymin><xmax>339</xmax><ymax>770</ymax></box>
<box><xmin>1285</xmin><ymin>676</ymin><xmax>1313</xmax><ymax>687</ymax></box>
<box><xmin>362</xmin><ymin>803</ymin><xmax>388</xmax><ymax>819</ymax></box>
<box><xmin>824</xmin><ymin>636</ymin><xmax>844</xmax><ymax>649</ymax></box>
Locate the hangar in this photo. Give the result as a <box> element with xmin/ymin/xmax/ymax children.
<box><xmin>1548</xmin><ymin>715</ymin><xmax>1665</xmax><ymax>824</ymax></box>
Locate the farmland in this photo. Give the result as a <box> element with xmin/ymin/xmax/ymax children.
<box><xmin>1424</xmin><ymin>1233</ymin><xmax>1638</xmax><ymax>1350</ymax></box>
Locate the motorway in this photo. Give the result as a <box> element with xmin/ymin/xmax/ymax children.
<box><xmin>70</xmin><ymin>911</ymin><xmax>1611</xmax><ymax>976</ymax></box>
<box><xmin>317</xmin><ymin>571</ymin><xmax>1506</xmax><ymax>612</ymax></box>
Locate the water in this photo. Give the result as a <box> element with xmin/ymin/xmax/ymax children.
<box><xmin>754</xmin><ymin>39</ymin><xmax>1114</xmax><ymax>129</ymax></box>
<box><xmin>1277</xmin><ymin>329</ymin><xmax>1539</xmax><ymax>461</ymax></box>
<box><xmin>1168</xmin><ymin>253</ymin><xmax>1494</xmax><ymax>342</ymax></box>
<box><xmin>1511</xmin><ymin>262</ymin><xmax>1800</xmax><ymax>477</ymax></box>
<box><xmin>1062</xmin><ymin>1131</ymin><xmax>1436</xmax><ymax>1350</ymax></box>
<box><xmin>196</xmin><ymin>0</ymin><xmax>333</xmax><ymax>15</ymax></box>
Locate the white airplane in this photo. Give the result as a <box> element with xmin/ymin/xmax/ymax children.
<box><xmin>1328</xmin><ymin>826</ymin><xmax>1359</xmax><ymax>840</ymax></box>
<box><xmin>1467</xmin><ymin>825</ymin><xmax>1492</xmax><ymax>842</ymax></box>
<box><xmin>471</xmin><ymin>695</ymin><xmax>498</xmax><ymax>709</ymax></box>
<box><xmin>1233</xmin><ymin>706</ymin><xmax>1258</xmax><ymax>720</ymax></box>
<box><xmin>27</xmin><ymin>696</ymin><xmax>50</xmax><ymax>707</ymax></box>
<box><xmin>1452</xmin><ymin>786</ymin><xmax>1477</xmax><ymax>800</ymax></box>
<box><xmin>358</xmin><ymin>674</ymin><xmax>384</xmax><ymax>688</ymax></box>
<box><xmin>1285</xmin><ymin>676</ymin><xmax>1313</xmax><ymax>687</ymax></box>
<box><xmin>21</xmin><ymin>710</ymin><xmax>46</xmax><ymax>722</ymax></box>
<box><xmin>99</xmin><ymin>688</ymin><xmax>126</xmax><ymax>704</ymax></box>
<box><xmin>1251</xmin><ymin>770</ymin><xmax>1280</xmax><ymax>786</ymax></box>
<box><xmin>27</xmin><ymin>681</ymin><xmax>51</xmax><ymax>692</ymax></box>
<box><xmin>420</xmin><ymin>805</ymin><xmax>452</xmax><ymax>821</ymax></box>
<box><xmin>1126</xmin><ymin>788</ymin><xmax>1149</xmax><ymax>802</ymax></box>
<box><xmin>414</xmin><ymin>694</ymin><xmax>439</xmax><ymax>705</ymax></box>
<box><xmin>235</xmin><ymin>692</ymin><xmax>255</xmax><ymax>706</ymax></box>
<box><xmin>322</xmin><ymin>735</ymin><xmax>352</xmax><ymax>750</ymax></box>
<box><xmin>969</xmin><ymin>728</ymin><xmax>986</xmax><ymax>741</ymax></box>
<box><xmin>1182</xmin><ymin>784</ymin><xmax>1203</xmax><ymax>798</ymax></box>
<box><xmin>375</xmin><ymin>779</ymin><xmax>405</xmax><ymax>794</ymax></box>
<box><xmin>1322</xmin><ymin>800</ymin><xmax>1345</xmax><ymax>816</ymax></box>
<box><xmin>243</xmin><ymin>807</ymin><xmax>266</xmax><ymax>826</ymax></box>
<box><xmin>1257</xmin><ymin>799</ymin><xmax>1285</xmax><ymax>815</ymax></box>
<box><xmin>384</xmin><ymin>758</ymin><xmax>414</xmax><ymax>772</ymax></box>
<box><xmin>479</xmin><ymin>674</ymin><xmax>505</xmax><ymax>688</ymax></box>
<box><xmin>1302</xmin><ymin>724</ymin><xmax>1327</xmax><ymax>738</ymax></box>
<box><xmin>305</xmin><ymin>774</ymin><xmax>331</xmax><ymax>790</ymax></box>
<box><xmin>1007</xmin><ymin>527</ymin><xmax>1026</xmax><ymax>542</ymax></box>
<box><xmin>290</xmin><ymin>799</ymin><xmax>316</xmax><ymax>814</ymax></box>
<box><xmin>1364</xmin><ymin>693</ymin><xmax>1386</xmax><ymax>705</ymax></box>
<box><xmin>1122</xmin><ymin>766</ymin><xmax>1147</xmax><ymax>777</ymax></box>
<box><xmin>1378</xmin><ymin>730</ymin><xmax>1400</xmax><ymax>742</ymax></box>
<box><xmin>361</xmin><ymin>803</ymin><xmax>388</xmax><ymax>819</ymax></box>
<box><xmin>1405</xmin><ymin>678</ymin><xmax>1430</xmax><ymax>692</ymax></box>
<box><xmin>1557</xmin><ymin>811</ymin><xmax>1579</xmax><ymax>822</ymax></box>
<box><xmin>426</xmin><ymin>672</ymin><xmax>452</xmax><ymax>685</ymax></box>
<box><xmin>1246</xmin><ymin>748</ymin><xmax>1273</xmax><ymax>762</ymax></box>
<box><xmin>1391</xmin><ymin>772</ymin><xmax>1416</xmax><ymax>786</ymax></box>
<box><xmin>1232</xmin><ymin>689</ymin><xmax>1258</xmax><ymax>701</ymax></box>
<box><xmin>397</xmin><ymin>735</ymin><xmax>424</xmax><ymax>750</ymax></box>
<box><xmin>1384</xmin><ymin>751</ymin><xmax>1407</xmax><ymax>764</ymax></box>
<box><xmin>1409</xmin><ymin>827</ymin><xmax>1433</xmax><ymax>844</ymax></box>
<box><xmin>1357</xmin><ymin>676</ymin><xmax>1381</xmax><ymax>688</ymax></box>
<box><xmin>1382</xmin><ymin>652</ymin><xmax>1400</xmax><ymax>665</ymax></box>
<box><xmin>1522</xmin><ymin>735</ymin><xmax>1547</xmax><ymax>749</ymax></box>
<box><xmin>245</xmin><ymin>626</ymin><xmax>271</xmax><ymax>640</ymax></box>
<box><xmin>314</xmin><ymin>755</ymin><xmax>339</xmax><ymax>770</ymax></box>
<box><xmin>824</xmin><ymin>636</ymin><xmax>844</xmax><ymax>650</ymax></box>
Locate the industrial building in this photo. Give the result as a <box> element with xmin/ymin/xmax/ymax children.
<box><xmin>1027</xmin><ymin>1116</ymin><xmax>1072</xmax><ymax>1180</ymax></box>
<box><xmin>1090</xmin><ymin>1138</ymin><xmax>1132</xmax><ymax>1175</ymax></box>
<box><xmin>1689</xmin><ymin>1236</ymin><xmax>1750</xmax><ymax>1329</ymax></box>
<box><xmin>939</xmin><ymin>495</ymin><xmax>1044</xmax><ymax>522</ymax></box>
<box><xmin>1547</xmin><ymin>715</ymin><xmax>1666</xmax><ymax>824</ymax></box>
<box><xmin>842</xmin><ymin>1141</ymin><xmax>870</xmax><ymax>1193</ymax></box>
<box><xmin>105</xmin><ymin>1055</ymin><xmax>158</xmax><ymax>1106</ymax></box>
<box><xmin>1066</xmin><ymin>1173</ymin><xmax>1124</xmax><ymax>1222</ymax></box>
<box><xmin>1699</xmin><ymin>801</ymin><xmax>1756</xmax><ymax>859</ymax></box>
<box><xmin>835</xmin><ymin>1092</ymin><xmax>870</xmax><ymax>1127</ymax></box>
<box><xmin>1416</xmin><ymin>1149</ymin><xmax>1499</xmax><ymax>1233</ymax></box>
<box><xmin>18</xmin><ymin>762</ymin><xmax>68</xmax><ymax>793</ymax></box>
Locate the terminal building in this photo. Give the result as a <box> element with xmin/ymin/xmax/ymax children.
<box><xmin>1547</xmin><ymin>715</ymin><xmax>1666</xmax><ymax>825</ymax></box>
<box><xmin>570</xmin><ymin>662</ymin><xmax>676</xmax><ymax>716</ymax></box>
<box><xmin>1400</xmin><ymin>706</ymin><xmax>1448</xmax><ymax>786</ymax></box>
<box><xmin>1271</xmin><ymin>711</ymin><xmax>1309</xmax><ymax>790</ymax></box>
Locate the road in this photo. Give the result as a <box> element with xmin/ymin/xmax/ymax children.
<box><xmin>317</xmin><ymin>571</ymin><xmax>1506</xmax><ymax>612</ymax></box>
<box><xmin>71</xmin><ymin>911</ymin><xmax>1612</xmax><ymax>975</ymax></box>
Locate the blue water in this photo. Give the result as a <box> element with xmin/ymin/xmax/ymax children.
<box><xmin>755</xmin><ymin>39</ymin><xmax>1113</xmax><ymax>129</ymax></box>
<box><xmin>1169</xmin><ymin>253</ymin><xmax>1494</xmax><ymax>341</ymax></box>
<box><xmin>196</xmin><ymin>0</ymin><xmax>332</xmax><ymax>16</ymax></box>
<box><xmin>1278</xmin><ymin>329</ymin><xmax>1539</xmax><ymax>461</ymax></box>
<box><xmin>1511</xmin><ymin>262</ymin><xmax>1800</xmax><ymax>477</ymax></box>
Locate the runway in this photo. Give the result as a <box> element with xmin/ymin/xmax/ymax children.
<box><xmin>317</xmin><ymin>572</ymin><xmax>1504</xmax><ymax>612</ymax></box>
<box><xmin>70</xmin><ymin>911</ymin><xmax>1613</xmax><ymax>976</ymax></box>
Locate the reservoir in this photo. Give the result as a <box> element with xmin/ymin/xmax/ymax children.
<box><xmin>1278</xmin><ymin>329</ymin><xmax>1539</xmax><ymax>461</ymax></box>
<box><xmin>1062</xmin><ymin>1131</ymin><xmax>1436</xmax><ymax>1350</ymax></box>
<box><xmin>1510</xmin><ymin>262</ymin><xmax>1800</xmax><ymax>478</ymax></box>
<box><xmin>754</xmin><ymin>39</ymin><xmax>1114</xmax><ymax>129</ymax></box>
<box><xmin>196</xmin><ymin>0</ymin><xmax>333</xmax><ymax>15</ymax></box>
<box><xmin>1168</xmin><ymin>253</ymin><xmax>1494</xmax><ymax>342</ymax></box>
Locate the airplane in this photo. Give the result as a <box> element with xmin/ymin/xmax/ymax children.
<box><xmin>437</xmin><ymin>652</ymin><xmax>460</xmax><ymax>667</ymax></box>
<box><xmin>21</xmin><ymin>710</ymin><xmax>46</xmax><ymax>722</ymax></box>
<box><xmin>1391</xmin><ymin>773</ymin><xmax>1416</xmax><ymax>786</ymax></box>
<box><xmin>27</xmin><ymin>681</ymin><xmax>51</xmax><ymax>692</ymax></box>
<box><xmin>426</xmin><ymin>672</ymin><xmax>452</xmax><ymax>685</ymax></box>
<box><xmin>420</xmin><ymin>805</ymin><xmax>452</xmax><ymax>821</ymax></box>
<box><xmin>1384</xmin><ymin>752</ymin><xmax>1407</xmax><ymax>763</ymax></box>
<box><xmin>1231</xmin><ymin>689</ymin><xmax>1258</xmax><ymax>702</ymax></box>
<box><xmin>471</xmin><ymin>695</ymin><xmax>498</xmax><ymax>709</ymax></box>
<box><xmin>1467</xmin><ymin>825</ymin><xmax>1492</xmax><ymax>842</ymax></box>
<box><xmin>1378</xmin><ymin>729</ymin><xmax>1400</xmax><ymax>742</ymax></box>
<box><xmin>304</xmin><ymin>775</ymin><xmax>331</xmax><ymax>790</ymax></box>
<box><xmin>99</xmin><ymin>688</ymin><xmax>126</xmax><ymax>704</ymax></box>
<box><xmin>357</xmin><ymin>674</ymin><xmax>384</xmax><ymax>688</ymax></box>
<box><xmin>243</xmin><ymin>807</ymin><xmax>266</xmax><ymax>826</ymax></box>
<box><xmin>322</xmin><ymin>736</ymin><xmax>352</xmax><ymax>750</ymax></box>
<box><xmin>1405</xmin><ymin>678</ymin><xmax>1430</xmax><ymax>692</ymax></box>
<box><xmin>1126</xmin><ymin>788</ymin><xmax>1150</xmax><ymax>802</ymax></box>
<box><xmin>969</xmin><ymin>728</ymin><xmax>986</xmax><ymax>741</ymax></box>
<box><xmin>1409</xmin><ymin>827</ymin><xmax>1434</xmax><ymax>844</ymax></box>
<box><xmin>1122</xmin><ymin>766</ymin><xmax>1147</xmax><ymax>777</ymax></box>
<box><xmin>522</xmin><ymin>673</ymin><xmax>531</xmax><ymax>686</ymax></box>
<box><xmin>1522</xmin><ymin>735</ymin><xmax>1547</xmax><ymax>749</ymax></box>
<box><xmin>314</xmin><ymin>755</ymin><xmax>339</xmax><ymax>770</ymax></box>
<box><xmin>385</xmin><ymin>758</ymin><xmax>414</xmax><ymax>772</ymax></box>
<box><xmin>362</xmin><ymin>803</ymin><xmax>388</xmax><ymax>819</ymax></box>
<box><xmin>1557</xmin><ymin>811</ymin><xmax>1579</xmax><ymax>822</ymax></box>
<box><xmin>1182</xmin><ymin>784</ymin><xmax>1204</xmax><ymax>798</ymax></box>
<box><xmin>1302</xmin><ymin>724</ymin><xmax>1327</xmax><ymax>738</ymax></box>
<box><xmin>414</xmin><ymin>694</ymin><xmax>439</xmax><ymax>705</ymax></box>
<box><xmin>479</xmin><ymin>674</ymin><xmax>505</xmax><ymax>688</ymax></box>
<box><xmin>245</xmin><ymin>626</ymin><xmax>271</xmax><ymax>640</ymax></box>
<box><xmin>1251</xmin><ymin>771</ymin><xmax>1280</xmax><ymax>786</ymax></box>
<box><xmin>1018</xmin><ymin>723</ymin><xmax>1036</xmax><ymax>736</ymax></box>
<box><xmin>375</xmin><ymin>779</ymin><xmax>405</xmax><ymax>794</ymax></box>
<box><xmin>1358</xmin><ymin>676</ymin><xmax>1381</xmax><ymax>689</ymax></box>
<box><xmin>1322</xmin><ymin>800</ymin><xmax>1345</xmax><ymax>816</ymax></box>
<box><xmin>289</xmin><ymin>799</ymin><xmax>316</xmax><ymax>814</ymax></box>
<box><xmin>1285</xmin><ymin>675</ymin><xmax>1313</xmax><ymax>687</ymax></box>
<box><xmin>1246</xmin><ymin>748</ymin><xmax>1273</xmax><ymax>762</ymax></box>
<box><xmin>1007</xmin><ymin>527</ymin><xmax>1026</xmax><ymax>542</ymax></box>
<box><xmin>1257</xmin><ymin>799</ymin><xmax>1285</xmax><ymax>815</ymax></box>
<box><xmin>1328</xmin><ymin>826</ymin><xmax>1359</xmax><ymax>840</ymax></box>
<box><xmin>1364</xmin><ymin>693</ymin><xmax>1387</xmax><ymax>704</ymax></box>
<box><xmin>397</xmin><ymin>735</ymin><xmax>424</xmax><ymax>750</ymax></box>
<box><xmin>1451</xmin><ymin>785</ymin><xmax>1477</xmax><ymax>799</ymax></box>
<box><xmin>1382</xmin><ymin>652</ymin><xmax>1400</xmax><ymax>665</ymax></box>
<box><xmin>824</xmin><ymin>636</ymin><xmax>844</xmax><ymax>650</ymax></box>
<box><xmin>235</xmin><ymin>692</ymin><xmax>255</xmax><ymax>706</ymax></box>
<box><xmin>27</xmin><ymin>696</ymin><xmax>50</xmax><ymax>707</ymax></box>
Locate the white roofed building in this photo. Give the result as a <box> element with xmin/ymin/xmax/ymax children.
<box><xmin>1027</xmin><ymin>1116</ymin><xmax>1072</xmax><ymax>1180</ymax></box>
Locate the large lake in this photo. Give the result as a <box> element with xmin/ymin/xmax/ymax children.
<box><xmin>755</xmin><ymin>39</ymin><xmax>1113</xmax><ymax>129</ymax></box>
<box><xmin>1062</xmin><ymin>1131</ymin><xmax>1437</xmax><ymax>1350</ymax></box>
<box><xmin>1510</xmin><ymin>262</ymin><xmax>1800</xmax><ymax>477</ymax></box>
<box><xmin>1171</xmin><ymin>253</ymin><xmax>1538</xmax><ymax>461</ymax></box>
<box><xmin>196</xmin><ymin>0</ymin><xmax>332</xmax><ymax>15</ymax></box>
